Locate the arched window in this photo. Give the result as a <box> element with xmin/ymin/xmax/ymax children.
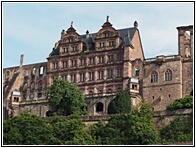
<box><xmin>151</xmin><ymin>71</ymin><xmax>158</xmax><ymax>83</ymax></box>
<box><xmin>165</xmin><ymin>69</ymin><xmax>172</xmax><ymax>81</ymax></box>
<box><xmin>39</xmin><ymin>66</ymin><xmax>44</xmax><ymax>75</ymax></box>
<box><xmin>30</xmin><ymin>82</ymin><xmax>35</xmax><ymax>92</ymax></box>
<box><xmin>96</xmin><ymin>102</ymin><xmax>104</xmax><ymax>112</ymax></box>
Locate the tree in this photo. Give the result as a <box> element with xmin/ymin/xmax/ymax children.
<box><xmin>46</xmin><ymin>77</ymin><xmax>87</xmax><ymax>116</ymax></box>
<box><xmin>90</xmin><ymin>103</ymin><xmax>160</xmax><ymax>145</ymax></box>
<box><xmin>160</xmin><ymin>117</ymin><xmax>193</xmax><ymax>143</ymax></box>
<box><xmin>49</xmin><ymin>115</ymin><xmax>95</xmax><ymax>145</ymax></box>
<box><xmin>108</xmin><ymin>92</ymin><xmax>132</xmax><ymax>114</ymax></box>
<box><xmin>167</xmin><ymin>95</ymin><xmax>193</xmax><ymax>110</ymax></box>
<box><xmin>3</xmin><ymin>112</ymin><xmax>54</xmax><ymax>145</ymax></box>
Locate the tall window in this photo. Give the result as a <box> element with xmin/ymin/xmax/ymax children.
<box><xmin>98</xmin><ymin>56</ymin><xmax>104</xmax><ymax>64</ymax></box>
<box><xmin>99</xmin><ymin>42</ymin><xmax>105</xmax><ymax>48</ymax></box>
<box><xmin>80</xmin><ymin>59</ymin><xmax>86</xmax><ymax>66</ymax></box>
<box><xmin>151</xmin><ymin>71</ymin><xmax>158</xmax><ymax>83</ymax></box>
<box><xmin>117</xmin><ymin>54</ymin><xmax>123</xmax><ymax>61</ymax></box>
<box><xmin>165</xmin><ymin>69</ymin><xmax>172</xmax><ymax>81</ymax></box>
<box><xmin>62</xmin><ymin>75</ymin><xmax>67</xmax><ymax>80</ymax></box>
<box><xmin>117</xmin><ymin>68</ymin><xmax>123</xmax><ymax>77</ymax></box>
<box><xmin>135</xmin><ymin>68</ymin><xmax>140</xmax><ymax>76</ymax></box>
<box><xmin>80</xmin><ymin>73</ymin><xmax>85</xmax><ymax>82</ymax></box>
<box><xmin>71</xmin><ymin>60</ymin><xmax>77</xmax><ymax>67</ymax></box>
<box><xmin>108</xmin><ymin>55</ymin><xmax>114</xmax><ymax>63</ymax></box>
<box><xmin>109</xmin><ymin>41</ymin><xmax>115</xmax><ymax>47</ymax></box>
<box><xmin>89</xmin><ymin>72</ymin><xmax>95</xmax><ymax>81</ymax></box>
<box><xmin>89</xmin><ymin>57</ymin><xmax>95</xmax><ymax>65</ymax></box>
<box><xmin>53</xmin><ymin>62</ymin><xmax>58</xmax><ymax>69</ymax></box>
<box><xmin>107</xmin><ymin>69</ymin><xmax>113</xmax><ymax>78</ymax></box>
<box><xmin>71</xmin><ymin>74</ymin><xmax>76</xmax><ymax>83</ymax></box>
<box><xmin>62</xmin><ymin>61</ymin><xmax>68</xmax><ymax>68</ymax></box>
<box><xmin>98</xmin><ymin>71</ymin><xmax>104</xmax><ymax>80</ymax></box>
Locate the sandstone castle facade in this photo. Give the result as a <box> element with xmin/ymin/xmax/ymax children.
<box><xmin>3</xmin><ymin>17</ymin><xmax>193</xmax><ymax>119</ymax></box>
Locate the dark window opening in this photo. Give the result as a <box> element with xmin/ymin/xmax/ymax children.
<box><xmin>38</xmin><ymin>93</ymin><xmax>42</xmax><ymax>98</ymax></box>
<box><xmin>96</xmin><ymin>102</ymin><xmax>104</xmax><ymax>112</ymax></box>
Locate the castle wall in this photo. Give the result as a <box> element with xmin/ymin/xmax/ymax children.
<box><xmin>143</xmin><ymin>57</ymin><xmax>183</xmax><ymax>111</ymax></box>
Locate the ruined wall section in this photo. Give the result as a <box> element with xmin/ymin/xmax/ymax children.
<box><xmin>143</xmin><ymin>56</ymin><xmax>183</xmax><ymax>111</ymax></box>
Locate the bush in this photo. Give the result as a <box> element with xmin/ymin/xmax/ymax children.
<box><xmin>167</xmin><ymin>95</ymin><xmax>193</xmax><ymax>110</ymax></box>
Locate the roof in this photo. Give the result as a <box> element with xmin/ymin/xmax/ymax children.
<box><xmin>49</xmin><ymin>27</ymin><xmax>137</xmax><ymax>56</ymax></box>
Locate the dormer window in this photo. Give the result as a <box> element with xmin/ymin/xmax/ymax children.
<box><xmin>99</xmin><ymin>42</ymin><xmax>105</xmax><ymax>48</ymax></box>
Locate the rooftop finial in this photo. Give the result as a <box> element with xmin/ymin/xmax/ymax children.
<box><xmin>134</xmin><ymin>21</ymin><xmax>138</xmax><ymax>28</ymax></box>
<box><xmin>107</xmin><ymin>15</ymin><xmax>109</xmax><ymax>22</ymax></box>
<box><xmin>71</xmin><ymin>21</ymin><xmax>73</xmax><ymax>27</ymax></box>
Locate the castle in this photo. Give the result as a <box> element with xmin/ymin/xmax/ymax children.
<box><xmin>3</xmin><ymin>17</ymin><xmax>193</xmax><ymax>119</ymax></box>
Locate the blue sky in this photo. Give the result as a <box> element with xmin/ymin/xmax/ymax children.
<box><xmin>3</xmin><ymin>2</ymin><xmax>194</xmax><ymax>68</ymax></box>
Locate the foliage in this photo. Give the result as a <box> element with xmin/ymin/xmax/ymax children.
<box><xmin>160</xmin><ymin>117</ymin><xmax>193</xmax><ymax>143</ymax></box>
<box><xmin>46</xmin><ymin>77</ymin><xmax>87</xmax><ymax>116</ymax></box>
<box><xmin>3</xmin><ymin>112</ymin><xmax>54</xmax><ymax>145</ymax></box>
<box><xmin>167</xmin><ymin>95</ymin><xmax>193</xmax><ymax>110</ymax></box>
<box><xmin>90</xmin><ymin>102</ymin><xmax>160</xmax><ymax>145</ymax></box>
<box><xmin>49</xmin><ymin>115</ymin><xmax>95</xmax><ymax>145</ymax></box>
<box><xmin>108</xmin><ymin>92</ymin><xmax>132</xmax><ymax>114</ymax></box>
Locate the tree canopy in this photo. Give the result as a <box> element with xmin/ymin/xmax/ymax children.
<box><xmin>90</xmin><ymin>102</ymin><xmax>160</xmax><ymax>145</ymax></box>
<box><xmin>167</xmin><ymin>95</ymin><xmax>193</xmax><ymax>110</ymax></box>
<box><xmin>3</xmin><ymin>112</ymin><xmax>54</xmax><ymax>145</ymax></box>
<box><xmin>108</xmin><ymin>92</ymin><xmax>132</xmax><ymax>114</ymax></box>
<box><xmin>46</xmin><ymin>77</ymin><xmax>87</xmax><ymax>116</ymax></box>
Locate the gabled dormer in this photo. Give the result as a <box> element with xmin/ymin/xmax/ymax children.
<box><xmin>94</xmin><ymin>16</ymin><xmax>121</xmax><ymax>51</ymax></box>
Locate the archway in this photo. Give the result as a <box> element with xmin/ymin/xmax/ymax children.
<box><xmin>96</xmin><ymin>102</ymin><xmax>104</xmax><ymax>112</ymax></box>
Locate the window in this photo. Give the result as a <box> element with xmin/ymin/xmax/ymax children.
<box><xmin>135</xmin><ymin>68</ymin><xmax>140</xmax><ymax>76</ymax></box>
<box><xmin>165</xmin><ymin>69</ymin><xmax>172</xmax><ymax>81</ymax></box>
<box><xmin>80</xmin><ymin>59</ymin><xmax>86</xmax><ymax>66</ymax></box>
<box><xmin>38</xmin><ymin>81</ymin><xmax>42</xmax><ymax>91</ymax></box>
<box><xmin>89</xmin><ymin>72</ymin><xmax>95</xmax><ymax>81</ymax></box>
<box><xmin>71</xmin><ymin>60</ymin><xmax>77</xmax><ymax>67</ymax></box>
<box><xmin>63</xmin><ymin>47</ymin><xmax>68</xmax><ymax>53</ymax></box>
<box><xmin>63</xmin><ymin>61</ymin><xmax>68</xmax><ymax>68</ymax></box>
<box><xmin>117</xmin><ymin>68</ymin><xmax>123</xmax><ymax>77</ymax></box>
<box><xmin>99</xmin><ymin>42</ymin><xmax>105</xmax><ymax>48</ymax></box>
<box><xmin>98</xmin><ymin>56</ymin><xmax>104</xmax><ymax>64</ymax></box>
<box><xmin>117</xmin><ymin>88</ymin><xmax>122</xmax><ymax>92</ymax></box>
<box><xmin>39</xmin><ymin>67</ymin><xmax>44</xmax><ymax>75</ymax></box>
<box><xmin>30</xmin><ymin>82</ymin><xmax>35</xmax><ymax>92</ymax></box>
<box><xmin>62</xmin><ymin>75</ymin><xmax>67</xmax><ymax>80</ymax></box>
<box><xmin>98</xmin><ymin>71</ymin><xmax>104</xmax><ymax>80</ymax></box>
<box><xmin>107</xmin><ymin>69</ymin><xmax>113</xmax><ymax>78</ymax></box>
<box><xmin>151</xmin><ymin>71</ymin><xmax>158</xmax><ymax>83</ymax></box>
<box><xmin>108</xmin><ymin>88</ymin><xmax>112</xmax><ymax>93</ymax></box>
<box><xmin>132</xmin><ymin>84</ymin><xmax>137</xmax><ymax>90</ymax></box>
<box><xmin>71</xmin><ymin>74</ymin><xmax>76</xmax><ymax>83</ymax></box>
<box><xmin>14</xmin><ymin>97</ymin><xmax>19</xmax><ymax>102</ymax></box>
<box><xmin>53</xmin><ymin>63</ymin><xmax>58</xmax><ymax>69</ymax></box>
<box><xmin>72</xmin><ymin>46</ymin><xmax>77</xmax><ymax>52</ymax></box>
<box><xmin>109</xmin><ymin>41</ymin><xmax>115</xmax><ymax>47</ymax></box>
<box><xmin>108</xmin><ymin>55</ymin><xmax>114</xmax><ymax>63</ymax></box>
<box><xmin>117</xmin><ymin>54</ymin><xmax>123</xmax><ymax>61</ymax></box>
<box><xmin>89</xmin><ymin>57</ymin><xmax>95</xmax><ymax>65</ymax></box>
<box><xmin>5</xmin><ymin>71</ymin><xmax>10</xmax><ymax>79</ymax></box>
<box><xmin>96</xmin><ymin>102</ymin><xmax>104</xmax><ymax>112</ymax></box>
<box><xmin>80</xmin><ymin>73</ymin><xmax>85</xmax><ymax>82</ymax></box>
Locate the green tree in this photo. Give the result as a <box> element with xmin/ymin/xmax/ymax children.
<box><xmin>160</xmin><ymin>117</ymin><xmax>193</xmax><ymax>143</ymax></box>
<box><xmin>46</xmin><ymin>77</ymin><xmax>87</xmax><ymax>116</ymax></box>
<box><xmin>49</xmin><ymin>115</ymin><xmax>95</xmax><ymax>145</ymax></box>
<box><xmin>108</xmin><ymin>92</ymin><xmax>132</xmax><ymax>114</ymax></box>
<box><xmin>90</xmin><ymin>103</ymin><xmax>160</xmax><ymax>145</ymax></box>
<box><xmin>3</xmin><ymin>112</ymin><xmax>54</xmax><ymax>145</ymax></box>
<box><xmin>167</xmin><ymin>95</ymin><xmax>193</xmax><ymax>110</ymax></box>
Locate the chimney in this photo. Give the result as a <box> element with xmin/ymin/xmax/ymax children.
<box><xmin>20</xmin><ymin>54</ymin><xmax>24</xmax><ymax>67</ymax></box>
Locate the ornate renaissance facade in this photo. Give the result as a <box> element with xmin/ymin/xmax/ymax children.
<box><xmin>3</xmin><ymin>17</ymin><xmax>193</xmax><ymax>119</ymax></box>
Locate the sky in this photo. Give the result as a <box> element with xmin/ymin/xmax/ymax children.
<box><xmin>2</xmin><ymin>2</ymin><xmax>194</xmax><ymax>68</ymax></box>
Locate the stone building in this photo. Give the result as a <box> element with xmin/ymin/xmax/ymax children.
<box><xmin>3</xmin><ymin>17</ymin><xmax>193</xmax><ymax>119</ymax></box>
